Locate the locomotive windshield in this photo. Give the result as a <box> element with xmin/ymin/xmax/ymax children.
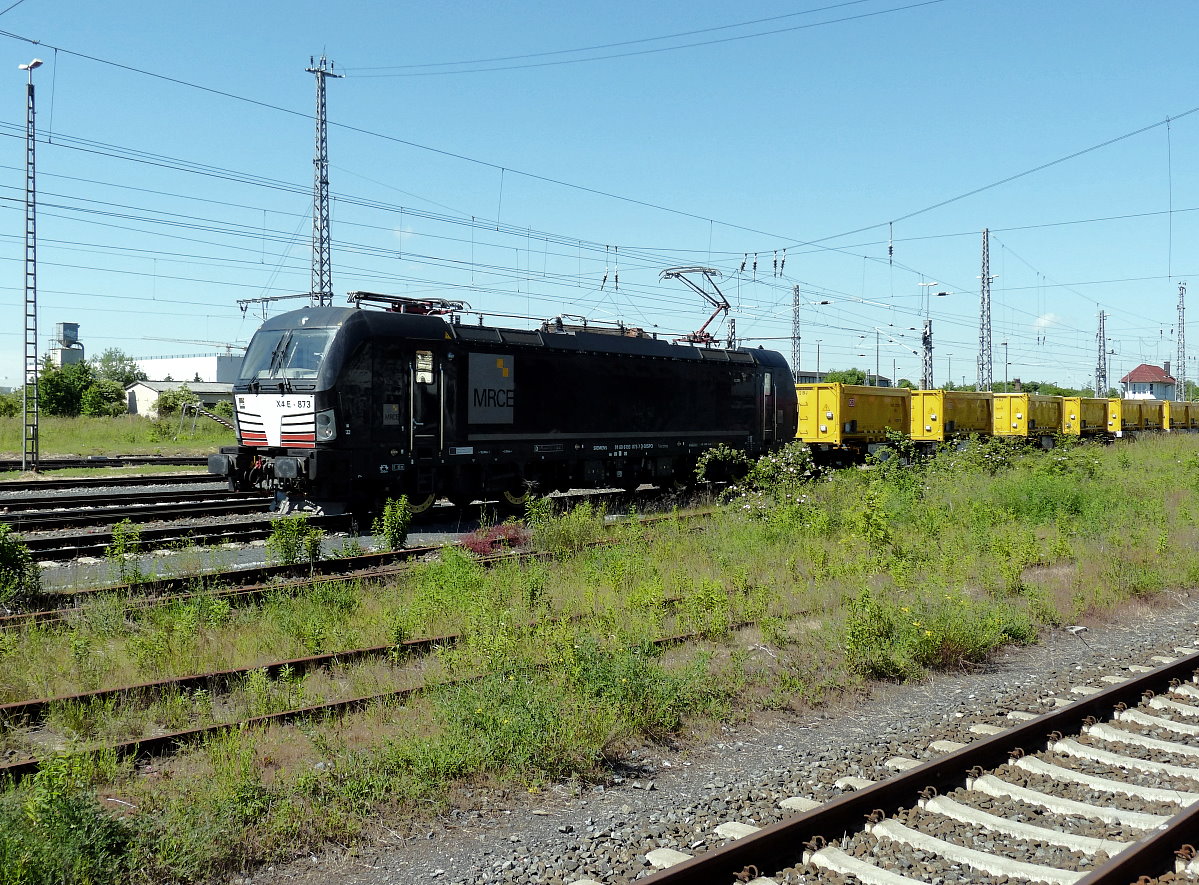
<box><xmin>240</xmin><ymin>328</ymin><xmax>334</xmax><ymax>381</ymax></box>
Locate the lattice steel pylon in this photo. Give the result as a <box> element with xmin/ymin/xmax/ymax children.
<box><xmin>1178</xmin><ymin>282</ymin><xmax>1187</xmax><ymax>401</ymax></box>
<box><xmin>1095</xmin><ymin>309</ymin><xmax>1108</xmax><ymax>397</ymax></box>
<box><xmin>921</xmin><ymin>319</ymin><xmax>934</xmax><ymax>390</ymax></box>
<box><xmin>977</xmin><ymin>228</ymin><xmax>993</xmax><ymax>391</ymax></box>
<box><xmin>21</xmin><ymin>59</ymin><xmax>42</xmax><ymax>472</ymax></box>
<box><xmin>791</xmin><ymin>284</ymin><xmax>801</xmax><ymax>381</ymax></box>
<box><xmin>307</xmin><ymin>55</ymin><xmax>342</xmax><ymax>308</ymax></box>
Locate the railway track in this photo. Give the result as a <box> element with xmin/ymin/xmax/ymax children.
<box><xmin>0</xmin><ymin>542</ymin><xmax>451</xmax><ymax>630</ymax></box>
<box><xmin>0</xmin><ymin>472</ymin><xmax>219</xmax><ymax>493</ymax></box>
<box><xmin>0</xmin><ymin>455</ymin><xmax>207</xmax><ymax>472</ymax></box>
<box><xmin>2</xmin><ymin>507</ymin><xmax>704</xmax><ymax>629</ymax></box>
<box><xmin>0</xmin><ymin>488</ymin><xmax>270</xmax><ymax>526</ymax></box>
<box><xmin>17</xmin><ymin>513</ymin><xmax>347</xmax><ymax>560</ymax></box>
<box><xmin>612</xmin><ymin>647</ymin><xmax>1199</xmax><ymax>885</ymax></box>
<box><xmin>0</xmin><ymin>608</ymin><xmax>744</xmax><ymax>786</ymax></box>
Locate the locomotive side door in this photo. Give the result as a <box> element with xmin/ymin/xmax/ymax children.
<box><xmin>762</xmin><ymin>371</ymin><xmax>776</xmax><ymax>443</ymax></box>
<box><xmin>410</xmin><ymin>348</ymin><xmax>441</xmax><ymax>460</ymax></box>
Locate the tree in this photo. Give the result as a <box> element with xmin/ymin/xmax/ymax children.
<box><xmin>38</xmin><ymin>359</ymin><xmax>95</xmax><ymax>417</ymax></box>
<box><xmin>0</xmin><ymin>388</ymin><xmax>19</xmax><ymax>418</ymax></box>
<box><xmin>154</xmin><ymin>384</ymin><xmax>199</xmax><ymax>417</ymax></box>
<box><xmin>823</xmin><ymin>367</ymin><xmax>868</xmax><ymax>385</ymax></box>
<box><xmin>81</xmin><ymin>379</ymin><xmax>128</xmax><ymax>417</ymax></box>
<box><xmin>91</xmin><ymin>348</ymin><xmax>147</xmax><ymax>387</ymax></box>
<box><xmin>896</xmin><ymin>378</ymin><xmax>916</xmax><ymax>389</ymax></box>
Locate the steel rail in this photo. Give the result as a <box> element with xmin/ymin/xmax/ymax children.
<box><xmin>0</xmin><ymin>543</ymin><xmax>448</xmax><ymax>629</ymax></box>
<box><xmin>0</xmin><ymin>473</ymin><xmax>218</xmax><ymax>492</ymax></box>
<box><xmin>15</xmin><ymin>513</ymin><xmax>349</xmax><ymax>559</ymax></box>
<box><xmin>0</xmin><ymin>488</ymin><xmax>266</xmax><ymax>514</ymax></box>
<box><xmin>0</xmin><ymin>617</ymin><xmax>734</xmax><ymax>785</ymax></box>
<box><xmin>0</xmin><ymin>456</ymin><xmax>208</xmax><ymax>471</ymax></box>
<box><xmin>634</xmin><ymin>649</ymin><xmax>1199</xmax><ymax>884</ymax></box>
<box><xmin>5</xmin><ymin>495</ymin><xmax>271</xmax><ymax>530</ymax></box>
<box><xmin>0</xmin><ymin>633</ymin><xmax>456</xmax><ymax>727</ymax></box>
<box><xmin>4</xmin><ymin>507</ymin><xmax>705</xmax><ymax>626</ymax></box>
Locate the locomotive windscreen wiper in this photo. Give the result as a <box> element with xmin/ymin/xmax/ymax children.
<box><xmin>267</xmin><ymin>331</ymin><xmax>292</xmax><ymax>378</ymax></box>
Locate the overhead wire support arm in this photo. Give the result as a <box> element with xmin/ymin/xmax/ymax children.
<box><xmin>237</xmin><ymin>292</ymin><xmax>317</xmax><ymax>321</ymax></box>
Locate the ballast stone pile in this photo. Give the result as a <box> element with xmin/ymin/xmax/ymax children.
<box><xmin>247</xmin><ymin>597</ymin><xmax>1199</xmax><ymax>885</ymax></box>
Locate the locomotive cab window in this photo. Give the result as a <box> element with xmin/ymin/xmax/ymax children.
<box><xmin>239</xmin><ymin>328</ymin><xmax>334</xmax><ymax>381</ymax></box>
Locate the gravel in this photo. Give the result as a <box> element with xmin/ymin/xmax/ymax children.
<box><xmin>234</xmin><ymin>591</ymin><xmax>1199</xmax><ymax>885</ymax></box>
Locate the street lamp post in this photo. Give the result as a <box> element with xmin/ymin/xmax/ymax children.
<box><xmin>1001</xmin><ymin>341</ymin><xmax>1009</xmax><ymax>389</ymax></box>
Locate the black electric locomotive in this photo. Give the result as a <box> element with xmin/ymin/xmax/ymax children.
<box><xmin>209</xmin><ymin>294</ymin><xmax>798</xmax><ymax>515</ymax></box>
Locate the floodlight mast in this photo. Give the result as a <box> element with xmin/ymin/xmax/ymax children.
<box><xmin>660</xmin><ymin>267</ymin><xmax>731</xmax><ymax>346</ymax></box>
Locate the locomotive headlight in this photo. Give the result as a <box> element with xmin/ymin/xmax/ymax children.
<box><xmin>315</xmin><ymin>408</ymin><xmax>337</xmax><ymax>441</ymax></box>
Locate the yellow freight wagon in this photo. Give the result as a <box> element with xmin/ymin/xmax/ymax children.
<box><xmin>1140</xmin><ymin>399</ymin><xmax>1167</xmax><ymax>431</ymax></box>
<box><xmin>795</xmin><ymin>383</ymin><xmax>910</xmax><ymax>459</ymax></box>
<box><xmin>909</xmin><ymin>390</ymin><xmax>993</xmax><ymax>444</ymax></box>
<box><xmin>1060</xmin><ymin>397</ymin><xmax>1110</xmax><ymax>437</ymax></box>
<box><xmin>1169</xmin><ymin>400</ymin><xmax>1199</xmax><ymax>430</ymax></box>
<box><xmin>992</xmin><ymin>393</ymin><xmax>1062</xmax><ymax>443</ymax></box>
<box><xmin>1117</xmin><ymin>399</ymin><xmax>1166</xmax><ymax>432</ymax></box>
<box><xmin>1107</xmin><ymin>398</ymin><xmax>1123</xmax><ymax>436</ymax></box>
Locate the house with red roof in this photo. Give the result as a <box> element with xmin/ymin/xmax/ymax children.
<box><xmin>1120</xmin><ymin>362</ymin><xmax>1176</xmax><ymax>400</ymax></box>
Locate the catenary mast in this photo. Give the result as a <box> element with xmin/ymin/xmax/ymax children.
<box><xmin>307</xmin><ymin>55</ymin><xmax>342</xmax><ymax>308</ymax></box>
<box><xmin>1179</xmin><ymin>282</ymin><xmax>1187</xmax><ymax>400</ymax></box>
<box><xmin>977</xmin><ymin>228</ymin><xmax>992</xmax><ymax>390</ymax></box>
<box><xmin>791</xmin><ymin>285</ymin><xmax>800</xmax><ymax>381</ymax></box>
<box><xmin>21</xmin><ymin>58</ymin><xmax>43</xmax><ymax>472</ymax></box>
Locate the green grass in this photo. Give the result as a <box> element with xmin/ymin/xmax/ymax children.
<box><xmin>0</xmin><ymin>415</ymin><xmax>233</xmax><ymax>461</ymax></box>
<box><xmin>2</xmin><ymin>433</ymin><xmax>1199</xmax><ymax>883</ymax></box>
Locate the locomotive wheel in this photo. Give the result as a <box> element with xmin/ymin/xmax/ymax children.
<box><xmin>407</xmin><ymin>492</ymin><xmax>436</xmax><ymax>514</ymax></box>
<box><xmin>498</xmin><ymin>486</ymin><xmax>531</xmax><ymax>515</ymax></box>
<box><xmin>501</xmin><ymin>488</ymin><xmax>529</xmax><ymax>507</ymax></box>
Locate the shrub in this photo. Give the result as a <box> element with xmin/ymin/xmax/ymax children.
<box><xmin>0</xmin><ymin>523</ymin><xmax>40</xmax><ymax>609</ymax></box>
<box><xmin>81</xmin><ymin>380</ymin><xmax>127</xmax><ymax>417</ymax></box>
<box><xmin>460</xmin><ymin>522</ymin><xmax>531</xmax><ymax>556</ymax></box>
<box><xmin>694</xmin><ymin>443</ymin><xmax>751</xmax><ymax>483</ymax></box>
<box><xmin>526</xmin><ymin>499</ymin><xmax>607</xmax><ymax>557</ymax></box>
<box><xmin>372</xmin><ymin>497</ymin><xmax>412</xmax><ymax>551</ymax></box>
<box><xmin>105</xmin><ymin>518</ymin><xmax>145</xmax><ymax>585</ymax></box>
<box><xmin>0</xmin><ymin>752</ymin><xmax>133</xmax><ymax>884</ymax></box>
<box><xmin>0</xmin><ymin>389</ymin><xmax>19</xmax><ymax>418</ymax></box>
<box><xmin>154</xmin><ymin>384</ymin><xmax>199</xmax><ymax>418</ymax></box>
<box><xmin>844</xmin><ymin>586</ymin><xmax>1036</xmax><ymax>680</ymax></box>
<box><xmin>266</xmin><ymin>515</ymin><xmax>324</xmax><ymax>566</ymax></box>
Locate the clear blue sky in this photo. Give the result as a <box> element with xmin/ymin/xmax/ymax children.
<box><xmin>0</xmin><ymin>0</ymin><xmax>1196</xmax><ymax>391</ymax></box>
